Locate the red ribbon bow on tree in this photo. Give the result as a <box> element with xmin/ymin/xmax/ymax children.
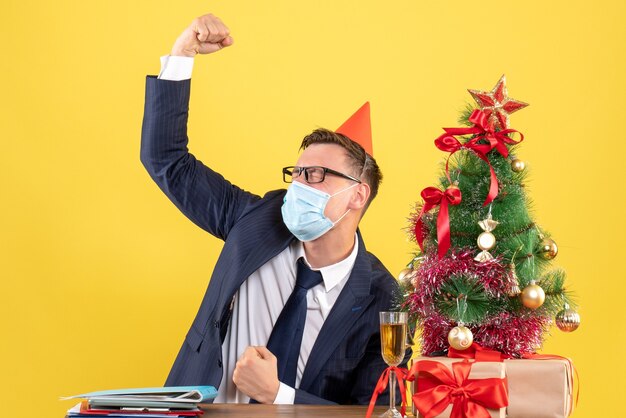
<box><xmin>443</xmin><ymin>109</ymin><xmax>524</xmax><ymax>158</ymax></box>
<box><xmin>434</xmin><ymin>109</ymin><xmax>524</xmax><ymax>206</ymax></box>
<box><xmin>408</xmin><ymin>360</ymin><xmax>509</xmax><ymax>418</ymax></box>
<box><xmin>414</xmin><ymin>185</ymin><xmax>462</xmax><ymax>259</ymax></box>
<box><xmin>365</xmin><ymin>366</ymin><xmax>408</xmax><ymax>418</ymax></box>
<box><xmin>434</xmin><ymin>134</ymin><xmax>497</xmax><ymax>207</ymax></box>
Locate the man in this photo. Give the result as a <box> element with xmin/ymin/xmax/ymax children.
<box><xmin>141</xmin><ymin>13</ymin><xmax>409</xmax><ymax>405</ymax></box>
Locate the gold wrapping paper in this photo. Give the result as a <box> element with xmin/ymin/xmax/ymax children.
<box><xmin>409</xmin><ymin>357</ymin><xmax>506</xmax><ymax>418</ymax></box>
<box><xmin>504</xmin><ymin>358</ymin><xmax>574</xmax><ymax>418</ymax></box>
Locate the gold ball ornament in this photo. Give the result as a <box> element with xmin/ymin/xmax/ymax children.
<box><xmin>447</xmin><ymin>325</ymin><xmax>474</xmax><ymax>350</ymax></box>
<box><xmin>511</xmin><ymin>158</ymin><xmax>526</xmax><ymax>172</ymax></box>
<box><xmin>446</xmin><ymin>182</ymin><xmax>460</xmax><ymax>192</ymax></box>
<box><xmin>539</xmin><ymin>237</ymin><xmax>558</xmax><ymax>260</ymax></box>
<box><xmin>555</xmin><ymin>304</ymin><xmax>581</xmax><ymax>332</ymax></box>
<box><xmin>521</xmin><ymin>280</ymin><xmax>545</xmax><ymax>309</ymax></box>
<box><xmin>398</xmin><ymin>268</ymin><xmax>413</xmax><ymax>282</ymax></box>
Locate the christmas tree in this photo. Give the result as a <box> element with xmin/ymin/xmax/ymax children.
<box><xmin>400</xmin><ymin>75</ymin><xmax>580</xmax><ymax>358</ymax></box>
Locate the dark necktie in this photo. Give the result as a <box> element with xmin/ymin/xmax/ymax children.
<box><xmin>266</xmin><ymin>257</ymin><xmax>323</xmax><ymax>387</ymax></box>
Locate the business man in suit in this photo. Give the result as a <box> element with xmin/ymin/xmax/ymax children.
<box><xmin>141</xmin><ymin>13</ymin><xmax>410</xmax><ymax>405</ymax></box>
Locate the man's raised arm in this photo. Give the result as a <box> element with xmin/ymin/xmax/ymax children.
<box><xmin>141</xmin><ymin>14</ymin><xmax>258</xmax><ymax>240</ymax></box>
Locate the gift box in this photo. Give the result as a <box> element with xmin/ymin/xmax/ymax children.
<box><xmin>409</xmin><ymin>357</ymin><xmax>507</xmax><ymax>418</ymax></box>
<box><xmin>504</xmin><ymin>357</ymin><xmax>574</xmax><ymax>418</ymax></box>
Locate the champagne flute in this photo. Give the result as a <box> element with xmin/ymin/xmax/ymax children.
<box><xmin>379</xmin><ymin>311</ymin><xmax>408</xmax><ymax>418</ymax></box>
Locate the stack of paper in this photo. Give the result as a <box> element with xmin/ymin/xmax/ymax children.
<box><xmin>62</xmin><ymin>386</ymin><xmax>217</xmax><ymax>417</ymax></box>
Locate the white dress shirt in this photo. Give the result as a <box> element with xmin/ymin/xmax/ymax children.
<box><xmin>157</xmin><ymin>53</ymin><xmax>358</xmax><ymax>404</ymax></box>
<box><xmin>158</xmin><ymin>55</ymin><xmax>194</xmax><ymax>80</ymax></box>
<box><xmin>215</xmin><ymin>238</ymin><xmax>357</xmax><ymax>404</ymax></box>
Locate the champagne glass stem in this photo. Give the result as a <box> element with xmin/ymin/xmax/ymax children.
<box><xmin>389</xmin><ymin>370</ymin><xmax>396</xmax><ymax>412</ymax></box>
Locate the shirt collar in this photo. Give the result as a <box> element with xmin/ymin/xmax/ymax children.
<box><xmin>295</xmin><ymin>233</ymin><xmax>359</xmax><ymax>292</ymax></box>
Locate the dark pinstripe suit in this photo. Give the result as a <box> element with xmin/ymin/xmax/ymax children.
<box><xmin>140</xmin><ymin>76</ymin><xmax>410</xmax><ymax>404</ymax></box>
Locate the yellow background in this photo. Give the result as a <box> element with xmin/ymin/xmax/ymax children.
<box><xmin>1</xmin><ymin>0</ymin><xmax>624</xmax><ymax>416</ymax></box>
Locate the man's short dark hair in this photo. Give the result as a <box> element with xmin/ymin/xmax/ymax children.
<box><xmin>300</xmin><ymin>128</ymin><xmax>383</xmax><ymax>212</ymax></box>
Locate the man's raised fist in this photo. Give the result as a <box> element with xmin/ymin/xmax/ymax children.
<box><xmin>171</xmin><ymin>13</ymin><xmax>233</xmax><ymax>57</ymax></box>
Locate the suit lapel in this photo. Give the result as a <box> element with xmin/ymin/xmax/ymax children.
<box><xmin>219</xmin><ymin>192</ymin><xmax>295</xmax><ymax>303</ymax></box>
<box><xmin>299</xmin><ymin>232</ymin><xmax>374</xmax><ymax>391</ymax></box>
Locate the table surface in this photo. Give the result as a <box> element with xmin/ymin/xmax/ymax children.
<box><xmin>65</xmin><ymin>404</ymin><xmax>413</xmax><ymax>417</ymax></box>
<box><xmin>198</xmin><ymin>404</ymin><xmax>407</xmax><ymax>417</ymax></box>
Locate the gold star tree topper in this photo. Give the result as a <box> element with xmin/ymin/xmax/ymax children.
<box><xmin>468</xmin><ymin>75</ymin><xmax>529</xmax><ymax>129</ymax></box>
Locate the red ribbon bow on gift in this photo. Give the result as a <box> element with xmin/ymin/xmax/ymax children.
<box><xmin>365</xmin><ymin>366</ymin><xmax>408</xmax><ymax>418</ymax></box>
<box><xmin>408</xmin><ymin>360</ymin><xmax>508</xmax><ymax>418</ymax></box>
<box><xmin>414</xmin><ymin>185</ymin><xmax>462</xmax><ymax>259</ymax></box>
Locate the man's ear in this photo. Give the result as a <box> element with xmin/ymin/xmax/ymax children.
<box><xmin>349</xmin><ymin>182</ymin><xmax>371</xmax><ymax>211</ymax></box>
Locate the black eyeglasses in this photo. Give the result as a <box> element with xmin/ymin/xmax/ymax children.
<box><xmin>282</xmin><ymin>166</ymin><xmax>362</xmax><ymax>184</ymax></box>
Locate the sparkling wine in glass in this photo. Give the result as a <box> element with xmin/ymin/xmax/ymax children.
<box><xmin>379</xmin><ymin>311</ymin><xmax>408</xmax><ymax>418</ymax></box>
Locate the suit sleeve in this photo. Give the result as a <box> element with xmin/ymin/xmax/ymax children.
<box><xmin>294</xmin><ymin>390</ymin><xmax>337</xmax><ymax>405</ymax></box>
<box><xmin>140</xmin><ymin>76</ymin><xmax>260</xmax><ymax>240</ymax></box>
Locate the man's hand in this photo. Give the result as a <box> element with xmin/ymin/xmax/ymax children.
<box><xmin>232</xmin><ymin>346</ymin><xmax>281</xmax><ymax>404</ymax></box>
<box><xmin>171</xmin><ymin>13</ymin><xmax>234</xmax><ymax>57</ymax></box>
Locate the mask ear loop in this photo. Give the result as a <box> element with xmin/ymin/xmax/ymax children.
<box><xmin>329</xmin><ymin>182</ymin><xmax>360</xmax><ymax>197</ymax></box>
<box><xmin>328</xmin><ymin>183</ymin><xmax>360</xmax><ymax>225</ymax></box>
<box><xmin>331</xmin><ymin>207</ymin><xmax>351</xmax><ymax>226</ymax></box>
<box><xmin>327</xmin><ymin>149</ymin><xmax>364</xmax><ymax>224</ymax></box>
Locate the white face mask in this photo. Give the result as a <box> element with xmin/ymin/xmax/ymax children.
<box><xmin>281</xmin><ymin>181</ymin><xmax>358</xmax><ymax>242</ymax></box>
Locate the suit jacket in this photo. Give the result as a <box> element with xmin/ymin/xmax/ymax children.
<box><xmin>140</xmin><ymin>76</ymin><xmax>410</xmax><ymax>404</ymax></box>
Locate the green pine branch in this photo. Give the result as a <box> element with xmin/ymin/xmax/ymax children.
<box><xmin>434</xmin><ymin>274</ymin><xmax>502</xmax><ymax>324</ymax></box>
